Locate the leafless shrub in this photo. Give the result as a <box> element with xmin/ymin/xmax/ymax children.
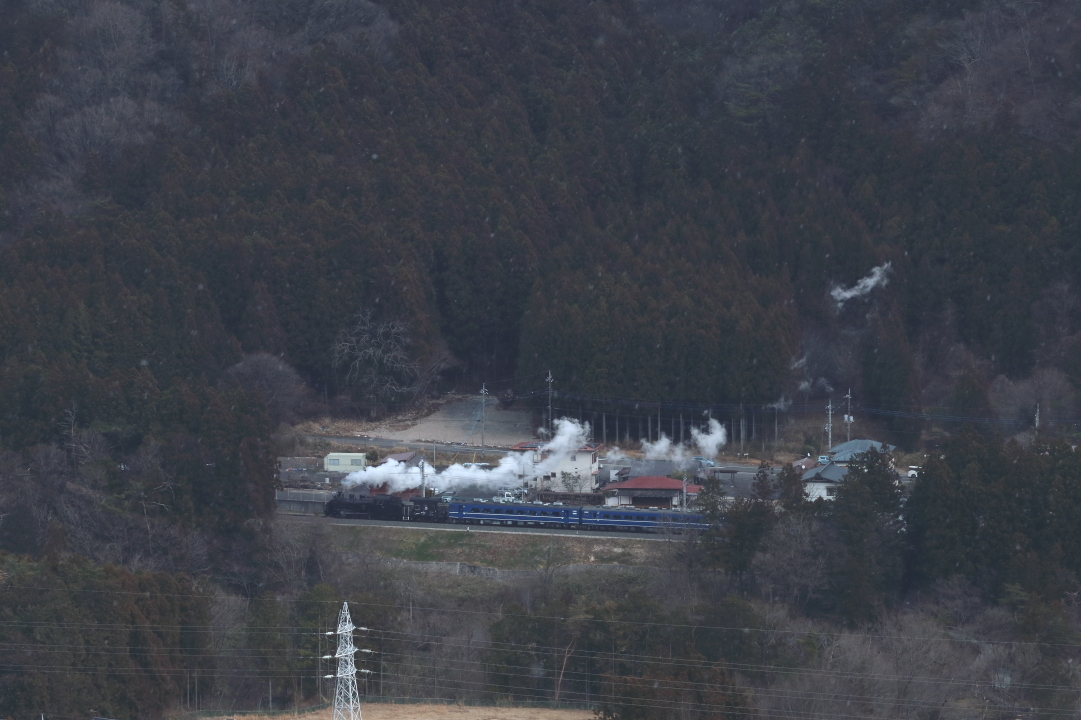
<box><xmin>74</xmin><ymin>1</ymin><xmax>157</xmax><ymax>96</ymax></box>
<box><xmin>716</xmin><ymin>10</ymin><xmax>807</xmax><ymax>122</ymax></box>
<box><xmin>13</xmin><ymin>0</ymin><xmax>396</xmax><ymax>221</ymax></box>
<box><xmin>304</xmin><ymin>0</ymin><xmax>399</xmax><ymax>61</ymax></box>
<box><xmin>929</xmin><ymin>575</ymin><xmax>983</xmax><ymax>628</ymax></box>
<box><xmin>332</xmin><ymin>309</ymin><xmax>420</xmax><ymax>414</ymax></box>
<box><xmin>915</xmin><ymin>0</ymin><xmax>1081</xmax><ymax>141</ymax></box>
<box><xmin>55</xmin><ymin>97</ymin><xmax>154</xmax><ymax>161</ymax></box>
<box><xmin>758</xmin><ymin>612</ymin><xmax>981</xmax><ymax>719</ymax></box>
<box><xmin>16</xmin><ymin>0</ymin><xmax>182</xmax><ymax>218</ymax></box>
<box><xmin>534</xmin><ymin>540</ymin><xmax>571</xmax><ymax>604</ymax></box>
<box><xmin>989</xmin><ymin>366</ymin><xmax>1076</xmax><ymax>429</ymax></box>
<box><xmin>223</xmin><ymin>353</ymin><xmax>307</xmax><ymax>425</ymax></box>
<box><xmin>752</xmin><ymin>514</ymin><xmax>840</xmax><ymax>609</ymax></box>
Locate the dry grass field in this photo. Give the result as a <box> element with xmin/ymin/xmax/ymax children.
<box><xmin>334</xmin><ymin>523</ymin><xmax>671</xmax><ymax>568</ymax></box>
<box><xmin>236</xmin><ymin>704</ymin><xmax>593</xmax><ymax>720</ymax></box>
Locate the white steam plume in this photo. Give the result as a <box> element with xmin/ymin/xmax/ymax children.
<box><xmin>766</xmin><ymin>395</ymin><xmax>791</xmax><ymax>411</ymax></box>
<box><xmin>690</xmin><ymin>419</ymin><xmax>727</xmax><ymax>459</ymax></box>
<box><xmin>635</xmin><ymin>419</ymin><xmax>729</xmax><ymax>467</ymax></box>
<box><xmin>603</xmin><ymin>446</ymin><xmax>630</xmax><ymax>464</ymax></box>
<box><xmin>642</xmin><ymin>433</ymin><xmax>692</xmax><ymax>466</ymax></box>
<box><xmin>342</xmin><ymin>417</ymin><xmax>590</xmax><ymax>494</ymax></box>
<box><xmin>831</xmin><ymin>262</ymin><xmax>891</xmax><ymax>307</ymax></box>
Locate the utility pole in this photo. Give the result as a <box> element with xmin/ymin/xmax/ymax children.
<box><xmin>844</xmin><ymin>389</ymin><xmax>854</xmax><ymax>443</ymax></box>
<box><xmin>420</xmin><ymin>456</ymin><xmax>426</xmax><ymax>499</ymax></box>
<box><xmin>546</xmin><ymin>371</ymin><xmax>554</xmax><ymax>438</ymax></box>
<box><xmin>825</xmin><ymin>397</ymin><xmax>834</xmax><ymax>453</ymax></box>
<box><xmin>480</xmin><ymin>383</ymin><xmax>488</xmax><ymax>448</ymax></box>
<box><xmin>740</xmin><ymin>402</ymin><xmax>744</xmax><ymax>456</ymax></box>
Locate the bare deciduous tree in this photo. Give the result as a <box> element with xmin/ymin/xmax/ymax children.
<box><xmin>332</xmin><ymin>309</ymin><xmax>419</xmax><ymax>413</ymax></box>
<box><xmin>752</xmin><ymin>514</ymin><xmax>839</xmax><ymax>608</ymax></box>
<box><xmin>989</xmin><ymin>366</ymin><xmax>1076</xmax><ymax>429</ymax></box>
<box><xmin>224</xmin><ymin>353</ymin><xmax>307</xmax><ymax>425</ymax></box>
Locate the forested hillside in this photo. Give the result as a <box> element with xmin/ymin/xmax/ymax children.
<box><xmin>2</xmin><ymin>0</ymin><xmax>1080</xmax><ymax>437</ymax></box>
<box><xmin>1</xmin><ymin>1</ymin><xmax>1081</xmax><ymax>713</ymax></box>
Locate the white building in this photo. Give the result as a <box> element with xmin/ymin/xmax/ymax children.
<box><xmin>511</xmin><ymin>441</ymin><xmax>604</xmax><ymax>492</ymax></box>
<box><xmin>324</xmin><ymin>453</ymin><xmax>368</xmax><ymax>472</ymax></box>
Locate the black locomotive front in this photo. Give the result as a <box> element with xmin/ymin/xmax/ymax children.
<box><xmin>324</xmin><ymin>491</ymin><xmax>404</xmax><ymax>520</ymax></box>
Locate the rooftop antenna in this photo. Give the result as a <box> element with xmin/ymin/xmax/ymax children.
<box><xmin>825</xmin><ymin>397</ymin><xmax>834</xmax><ymax>454</ymax></box>
<box><xmin>843</xmin><ymin>389</ymin><xmax>853</xmax><ymax>443</ymax></box>
<box><xmin>331</xmin><ymin>603</ymin><xmax>362</xmax><ymax>720</ymax></box>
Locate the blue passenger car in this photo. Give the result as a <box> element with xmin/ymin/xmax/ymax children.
<box><xmin>579</xmin><ymin>508</ymin><xmax>707</xmax><ymax>532</ymax></box>
<box><xmin>448</xmin><ymin>501</ymin><xmax>581</xmax><ymax>527</ymax></box>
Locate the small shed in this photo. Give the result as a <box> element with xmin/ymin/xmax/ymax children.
<box><xmin>324</xmin><ymin>453</ymin><xmax>368</xmax><ymax>472</ymax></box>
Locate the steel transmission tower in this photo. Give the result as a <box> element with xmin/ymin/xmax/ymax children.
<box><xmin>332</xmin><ymin>602</ymin><xmax>362</xmax><ymax>720</ymax></box>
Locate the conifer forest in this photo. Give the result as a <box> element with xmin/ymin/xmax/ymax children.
<box><xmin>2</xmin><ymin>0</ymin><xmax>1081</xmax><ymax>717</ymax></box>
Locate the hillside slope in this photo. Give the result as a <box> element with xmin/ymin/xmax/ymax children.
<box><xmin>0</xmin><ymin>0</ymin><xmax>1079</xmax><ymax>453</ymax></box>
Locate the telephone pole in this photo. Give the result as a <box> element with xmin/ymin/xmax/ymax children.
<box><xmin>843</xmin><ymin>389</ymin><xmax>853</xmax><ymax>443</ymax></box>
<box><xmin>546</xmin><ymin>371</ymin><xmax>554</xmax><ymax>438</ymax></box>
<box><xmin>480</xmin><ymin>383</ymin><xmax>488</xmax><ymax>448</ymax></box>
<box><xmin>825</xmin><ymin>397</ymin><xmax>834</xmax><ymax>453</ymax></box>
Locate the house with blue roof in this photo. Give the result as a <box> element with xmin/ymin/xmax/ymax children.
<box><xmin>828</xmin><ymin>439</ymin><xmax>895</xmax><ymax>465</ymax></box>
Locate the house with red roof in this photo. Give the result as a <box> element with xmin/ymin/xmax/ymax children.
<box><xmin>602</xmin><ymin>476</ymin><xmax>702</xmax><ymax>509</ymax></box>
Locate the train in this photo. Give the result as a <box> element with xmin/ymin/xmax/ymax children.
<box><xmin>323</xmin><ymin>491</ymin><xmax>707</xmax><ymax>532</ymax></box>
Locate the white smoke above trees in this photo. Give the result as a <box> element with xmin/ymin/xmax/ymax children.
<box><xmin>690</xmin><ymin>418</ymin><xmax>727</xmax><ymax>459</ymax></box>
<box><xmin>342</xmin><ymin>417</ymin><xmax>590</xmax><ymax>494</ymax></box>
<box><xmin>638</xmin><ymin>418</ymin><xmax>728</xmax><ymax>466</ymax></box>
<box><xmin>342</xmin><ymin>416</ymin><xmax>730</xmax><ymax>493</ymax></box>
<box><xmin>641</xmin><ymin>433</ymin><xmax>692</xmax><ymax>466</ymax></box>
<box><xmin>831</xmin><ymin>262</ymin><xmax>892</xmax><ymax>307</ymax></box>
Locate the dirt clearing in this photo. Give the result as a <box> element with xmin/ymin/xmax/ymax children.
<box><xmin>296</xmin><ymin>396</ymin><xmax>536</xmax><ymax>447</ymax></box>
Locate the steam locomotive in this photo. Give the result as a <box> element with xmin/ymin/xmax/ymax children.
<box><xmin>323</xmin><ymin>492</ymin><xmax>707</xmax><ymax>532</ymax></box>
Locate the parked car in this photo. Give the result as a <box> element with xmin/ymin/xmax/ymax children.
<box><xmin>692</xmin><ymin>456</ymin><xmax>716</xmax><ymax>467</ymax></box>
<box><xmin>907</xmin><ymin>466</ymin><xmax>920</xmax><ymax>478</ymax></box>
